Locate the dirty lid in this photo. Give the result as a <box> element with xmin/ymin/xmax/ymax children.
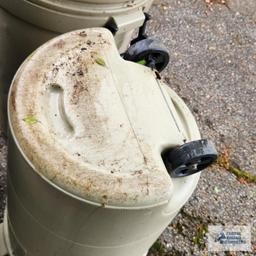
<box><xmin>9</xmin><ymin>28</ymin><xmax>189</xmax><ymax>208</ymax></box>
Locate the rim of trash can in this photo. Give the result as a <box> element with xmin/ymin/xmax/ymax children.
<box><xmin>39</xmin><ymin>0</ymin><xmax>146</xmax><ymax>5</ymax></box>
<box><xmin>1</xmin><ymin>0</ymin><xmax>150</xmax><ymax>16</ymax></box>
<box><xmin>0</xmin><ymin>0</ymin><xmax>151</xmax><ymax>33</ymax></box>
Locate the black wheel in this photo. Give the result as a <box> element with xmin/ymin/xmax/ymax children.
<box><xmin>163</xmin><ymin>139</ymin><xmax>218</xmax><ymax>178</ymax></box>
<box><xmin>123</xmin><ymin>38</ymin><xmax>170</xmax><ymax>72</ymax></box>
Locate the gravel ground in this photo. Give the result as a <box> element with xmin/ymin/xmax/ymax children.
<box><xmin>148</xmin><ymin>0</ymin><xmax>256</xmax><ymax>255</ymax></box>
<box><xmin>0</xmin><ymin>0</ymin><xmax>255</xmax><ymax>255</ymax></box>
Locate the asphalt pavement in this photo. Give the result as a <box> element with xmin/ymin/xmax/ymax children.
<box><xmin>148</xmin><ymin>0</ymin><xmax>255</xmax><ymax>255</ymax></box>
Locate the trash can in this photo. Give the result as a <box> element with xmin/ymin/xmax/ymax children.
<box><xmin>0</xmin><ymin>0</ymin><xmax>153</xmax><ymax>130</ymax></box>
<box><xmin>0</xmin><ymin>28</ymin><xmax>217</xmax><ymax>256</ymax></box>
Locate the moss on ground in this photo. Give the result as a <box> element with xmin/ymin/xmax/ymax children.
<box><xmin>192</xmin><ymin>223</ymin><xmax>208</xmax><ymax>250</ymax></box>
<box><xmin>217</xmin><ymin>146</ymin><xmax>256</xmax><ymax>184</ymax></box>
<box><xmin>228</xmin><ymin>165</ymin><xmax>256</xmax><ymax>183</ymax></box>
<box><xmin>149</xmin><ymin>240</ymin><xmax>167</xmax><ymax>255</ymax></box>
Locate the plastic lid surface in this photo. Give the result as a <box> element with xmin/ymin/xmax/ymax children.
<box><xmin>8</xmin><ymin>28</ymin><xmax>187</xmax><ymax>207</ymax></box>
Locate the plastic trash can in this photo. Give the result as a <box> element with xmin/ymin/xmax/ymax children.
<box><xmin>0</xmin><ymin>28</ymin><xmax>217</xmax><ymax>256</ymax></box>
<box><xmin>0</xmin><ymin>0</ymin><xmax>153</xmax><ymax>130</ymax></box>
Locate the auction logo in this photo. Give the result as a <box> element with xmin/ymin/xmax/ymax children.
<box><xmin>208</xmin><ymin>225</ymin><xmax>251</xmax><ymax>252</ymax></box>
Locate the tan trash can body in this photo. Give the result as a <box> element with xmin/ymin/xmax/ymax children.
<box><xmin>0</xmin><ymin>0</ymin><xmax>153</xmax><ymax>130</ymax></box>
<box><xmin>3</xmin><ymin>28</ymin><xmax>202</xmax><ymax>256</ymax></box>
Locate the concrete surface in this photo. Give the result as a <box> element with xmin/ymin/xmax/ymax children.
<box><xmin>0</xmin><ymin>0</ymin><xmax>255</xmax><ymax>255</ymax></box>
<box><xmin>147</xmin><ymin>0</ymin><xmax>256</xmax><ymax>255</ymax></box>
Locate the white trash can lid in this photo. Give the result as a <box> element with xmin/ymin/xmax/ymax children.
<box><xmin>8</xmin><ymin>28</ymin><xmax>195</xmax><ymax>208</ymax></box>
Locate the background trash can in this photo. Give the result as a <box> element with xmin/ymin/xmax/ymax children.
<box><xmin>0</xmin><ymin>0</ymin><xmax>153</xmax><ymax>130</ymax></box>
<box><xmin>1</xmin><ymin>28</ymin><xmax>216</xmax><ymax>256</ymax></box>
